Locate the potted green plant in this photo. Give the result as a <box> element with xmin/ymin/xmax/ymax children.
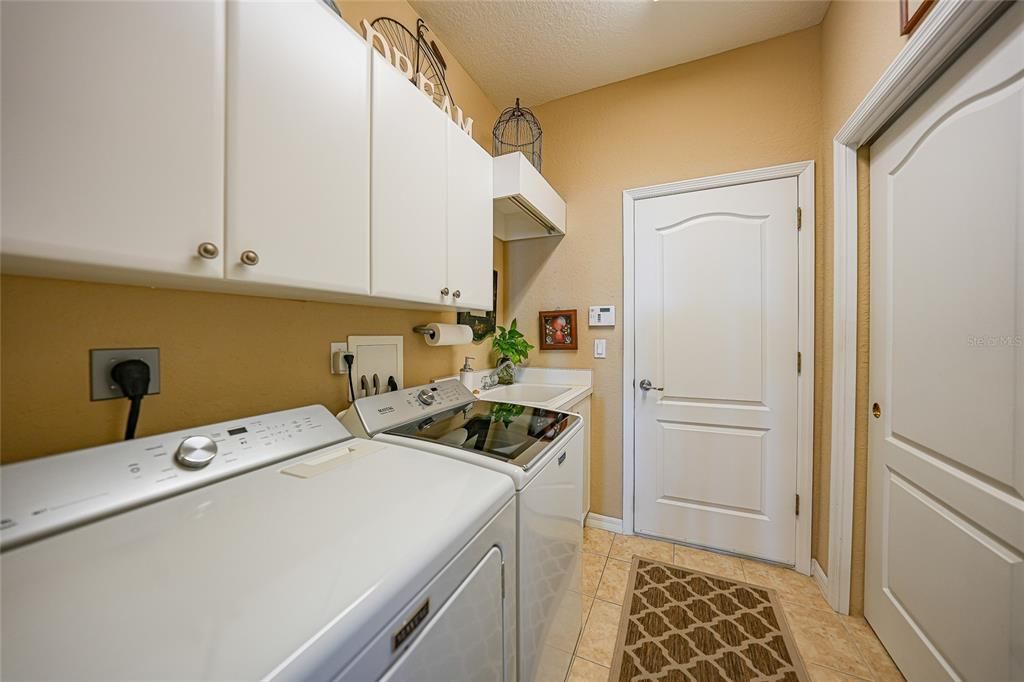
<box><xmin>492</xmin><ymin>318</ymin><xmax>534</xmax><ymax>385</ymax></box>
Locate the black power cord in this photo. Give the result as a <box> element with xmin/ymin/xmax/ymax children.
<box><xmin>343</xmin><ymin>353</ymin><xmax>355</xmax><ymax>402</ymax></box>
<box><xmin>111</xmin><ymin>359</ymin><xmax>151</xmax><ymax>440</ymax></box>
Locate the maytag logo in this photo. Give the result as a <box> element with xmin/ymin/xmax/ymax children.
<box><xmin>392</xmin><ymin>599</ymin><xmax>430</xmax><ymax>651</ymax></box>
<box><xmin>377</xmin><ymin>406</ymin><xmax>395</xmax><ymax>414</ymax></box>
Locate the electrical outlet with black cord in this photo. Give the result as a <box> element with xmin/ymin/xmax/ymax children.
<box><xmin>110</xmin><ymin>359</ymin><xmax>151</xmax><ymax>440</ymax></box>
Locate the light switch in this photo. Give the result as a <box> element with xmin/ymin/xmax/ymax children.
<box><xmin>594</xmin><ymin>339</ymin><xmax>607</xmax><ymax>358</ymax></box>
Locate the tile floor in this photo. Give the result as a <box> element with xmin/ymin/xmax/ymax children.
<box><xmin>568</xmin><ymin>528</ymin><xmax>906</xmax><ymax>682</ymax></box>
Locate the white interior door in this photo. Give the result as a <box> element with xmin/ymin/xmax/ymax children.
<box><xmin>867</xmin><ymin>5</ymin><xmax>1023</xmax><ymax>681</ymax></box>
<box><xmin>634</xmin><ymin>177</ymin><xmax>800</xmax><ymax>564</ymax></box>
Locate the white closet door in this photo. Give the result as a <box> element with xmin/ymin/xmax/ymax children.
<box><xmin>226</xmin><ymin>0</ymin><xmax>369</xmax><ymax>294</ymax></box>
<box><xmin>1</xmin><ymin>0</ymin><xmax>225</xmax><ymax>279</ymax></box>
<box><xmin>370</xmin><ymin>53</ymin><xmax>448</xmax><ymax>305</ymax></box>
<box><xmin>446</xmin><ymin>122</ymin><xmax>493</xmax><ymax>311</ymax></box>
<box><xmin>867</xmin><ymin>4</ymin><xmax>1023</xmax><ymax>680</ymax></box>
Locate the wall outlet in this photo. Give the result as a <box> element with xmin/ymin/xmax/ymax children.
<box><xmin>90</xmin><ymin>348</ymin><xmax>161</xmax><ymax>400</ymax></box>
<box><xmin>330</xmin><ymin>342</ymin><xmax>349</xmax><ymax>374</ymax></box>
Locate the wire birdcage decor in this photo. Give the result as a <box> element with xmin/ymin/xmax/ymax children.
<box><xmin>492</xmin><ymin>98</ymin><xmax>542</xmax><ymax>171</ymax></box>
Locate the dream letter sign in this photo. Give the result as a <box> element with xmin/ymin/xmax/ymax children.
<box><xmin>362</xmin><ymin>20</ymin><xmax>473</xmax><ymax>138</ymax></box>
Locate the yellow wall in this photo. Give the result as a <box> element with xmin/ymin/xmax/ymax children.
<box><xmin>815</xmin><ymin>0</ymin><xmax>907</xmax><ymax>614</ymax></box>
<box><xmin>0</xmin><ymin>0</ymin><xmax>503</xmax><ymax>463</ymax></box>
<box><xmin>507</xmin><ymin>26</ymin><xmax>824</xmax><ymax>517</ymax></box>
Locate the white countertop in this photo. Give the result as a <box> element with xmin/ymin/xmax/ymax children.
<box><xmin>436</xmin><ymin>367</ymin><xmax>593</xmax><ymax>411</ymax></box>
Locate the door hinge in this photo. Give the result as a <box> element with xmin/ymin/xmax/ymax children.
<box><xmin>797</xmin><ymin>206</ymin><xmax>802</xmax><ymax>231</ymax></box>
<box><xmin>797</xmin><ymin>351</ymin><xmax>802</xmax><ymax>375</ymax></box>
<box><xmin>795</xmin><ymin>494</ymin><xmax>800</xmax><ymax>516</ymax></box>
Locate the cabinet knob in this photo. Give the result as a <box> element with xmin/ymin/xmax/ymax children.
<box><xmin>440</xmin><ymin>287</ymin><xmax>450</xmax><ymax>297</ymax></box>
<box><xmin>240</xmin><ymin>250</ymin><xmax>260</xmax><ymax>266</ymax></box>
<box><xmin>196</xmin><ymin>242</ymin><xmax>219</xmax><ymax>259</ymax></box>
<box><xmin>452</xmin><ymin>290</ymin><xmax>461</xmax><ymax>299</ymax></box>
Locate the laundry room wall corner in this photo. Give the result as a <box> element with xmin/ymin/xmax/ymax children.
<box><xmin>815</xmin><ymin>0</ymin><xmax>907</xmax><ymax>614</ymax></box>
<box><xmin>506</xmin><ymin>27</ymin><xmax>824</xmax><ymax>521</ymax></box>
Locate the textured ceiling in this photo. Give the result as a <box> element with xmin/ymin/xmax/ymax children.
<box><xmin>409</xmin><ymin>0</ymin><xmax>829</xmax><ymax>107</ymax></box>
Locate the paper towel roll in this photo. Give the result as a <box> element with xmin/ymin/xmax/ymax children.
<box><xmin>423</xmin><ymin>323</ymin><xmax>473</xmax><ymax>346</ymax></box>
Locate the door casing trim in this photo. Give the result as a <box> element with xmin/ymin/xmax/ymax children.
<box><xmin>622</xmin><ymin>160</ymin><xmax>815</xmax><ymax>576</ymax></box>
<box><xmin>826</xmin><ymin>0</ymin><xmax>1009</xmax><ymax>615</ymax></box>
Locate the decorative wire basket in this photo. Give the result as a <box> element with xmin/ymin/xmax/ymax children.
<box><xmin>492</xmin><ymin>98</ymin><xmax>542</xmax><ymax>171</ymax></box>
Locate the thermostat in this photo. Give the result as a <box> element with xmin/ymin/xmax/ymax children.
<box><xmin>589</xmin><ymin>306</ymin><xmax>615</xmax><ymax>326</ymax></box>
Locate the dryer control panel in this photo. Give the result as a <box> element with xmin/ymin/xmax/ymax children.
<box><xmin>346</xmin><ymin>380</ymin><xmax>475</xmax><ymax>437</ymax></box>
<box><xmin>0</xmin><ymin>405</ymin><xmax>350</xmax><ymax>550</ymax></box>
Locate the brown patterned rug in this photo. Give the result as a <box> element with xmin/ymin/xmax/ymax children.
<box><xmin>610</xmin><ymin>557</ymin><xmax>810</xmax><ymax>682</ymax></box>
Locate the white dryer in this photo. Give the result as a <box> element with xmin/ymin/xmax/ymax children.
<box><xmin>1</xmin><ymin>405</ymin><xmax>517</xmax><ymax>681</ymax></box>
<box><xmin>343</xmin><ymin>381</ymin><xmax>584</xmax><ymax>682</ymax></box>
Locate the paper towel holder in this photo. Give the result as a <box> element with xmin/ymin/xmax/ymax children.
<box><xmin>413</xmin><ymin>325</ymin><xmax>436</xmax><ymax>340</ymax></box>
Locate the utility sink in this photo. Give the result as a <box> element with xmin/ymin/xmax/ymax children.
<box><xmin>480</xmin><ymin>384</ymin><xmax>575</xmax><ymax>405</ymax></box>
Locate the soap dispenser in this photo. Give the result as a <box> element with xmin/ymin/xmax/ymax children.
<box><xmin>460</xmin><ymin>356</ymin><xmax>475</xmax><ymax>389</ymax></box>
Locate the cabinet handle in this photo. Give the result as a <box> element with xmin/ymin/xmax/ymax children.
<box><xmin>452</xmin><ymin>290</ymin><xmax>461</xmax><ymax>299</ymax></box>
<box><xmin>440</xmin><ymin>288</ymin><xmax>450</xmax><ymax>297</ymax></box>
<box><xmin>240</xmin><ymin>250</ymin><xmax>260</xmax><ymax>266</ymax></box>
<box><xmin>196</xmin><ymin>242</ymin><xmax>219</xmax><ymax>259</ymax></box>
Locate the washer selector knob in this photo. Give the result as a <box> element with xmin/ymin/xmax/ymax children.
<box><xmin>176</xmin><ymin>435</ymin><xmax>218</xmax><ymax>469</ymax></box>
<box><xmin>416</xmin><ymin>388</ymin><xmax>436</xmax><ymax>406</ymax></box>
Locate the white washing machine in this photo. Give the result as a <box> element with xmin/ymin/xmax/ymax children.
<box><xmin>1</xmin><ymin>405</ymin><xmax>517</xmax><ymax>681</ymax></box>
<box><xmin>342</xmin><ymin>380</ymin><xmax>584</xmax><ymax>682</ymax></box>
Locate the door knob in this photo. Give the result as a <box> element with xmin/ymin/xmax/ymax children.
<box><xmin>240</xmin><ymin>250</ymin><xmax>260</xmax><ymax>266</ymax></box>
<box><xmin>196</xmin><ymin>242</ymin><xmax>219</xmax><ymax>259</ymax></box>
<box><xmin>639</xmin><ymin>379</ymin><xmax>664</xmax><ymax>391</ymax></box>
<box><xmin>440</xmin><ymin>287</ymin><xmax>450</xmax><ymax>296</ymax></box>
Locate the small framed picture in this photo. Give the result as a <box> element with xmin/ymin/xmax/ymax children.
<box><xmin>539</xmin><ymin>310</ymin><xmax>578</xmax><ymax>350</ymax></box>
<box><xmin>900</xmin><ymin>0</ymin><xmax>935</xmax><ymax>35</ymax></box>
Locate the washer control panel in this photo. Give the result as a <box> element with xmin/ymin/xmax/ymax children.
<box><xmin>0</xmin><ymin>405</ymin><xmax>350</xmax><ymax>550</ymax></box>
<box><xmin>351</xmin><ymin>380</ymin><xmax>475</xmax><ymax>436</ymax></box>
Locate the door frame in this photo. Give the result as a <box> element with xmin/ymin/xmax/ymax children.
<box><xmin>622</xmin><ymin>160</ymin><xmax>815</xmax><ymax>576</ymax></box>
<box><xmin>825</xmin><ymin>0</ymin><xmax>1010</xmax><ymax>614</ymax></box>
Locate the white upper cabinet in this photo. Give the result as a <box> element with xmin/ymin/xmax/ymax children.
<box><xmin>2</xmin><ymin>1</ymin><xmax>494</xmax><ymax>311</ymax></box>
<box><xmin>0</xmin><ymin>0</ymin><xmax>226</xmax><ymax>280</ymax></box>
<box><xmin>370</xmin><ymin>52</ymin><xmax>448</xmax><ymax>305</ymax></box>
<box><xmin>446</xmin><ymin>122</ymin><xmax>494</xmax><ymax>311</ymax></box>
<box><xmin>225</xmin><ymin>0</ymin><xmax>370</xmax><ymax>294</ymax></box>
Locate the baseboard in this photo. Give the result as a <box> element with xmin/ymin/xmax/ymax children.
<box><xmin>584</xmin><ymin>512</ymin><xmax>623</xmax><ymax>534</ymax></box>
<box><xmin>811</xmin><ymin>558</ymin><xmax>833</xmax><ymax>609</ymax></box>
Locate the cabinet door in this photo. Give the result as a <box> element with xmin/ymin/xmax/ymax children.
<box><xmin>370</xmin><ymin>53</ymin><xmax>448</xmax><ymax>305</ymax></box>
<box><xmin>225</xmin><ymin>0</ymin><xmax>369</xmax><ymax>293</ymax></box>
<box><xmin>0</xmin><ymin>1</ymin><xmax>225</xmax><ymax>280</ymax></box>
<box><xmin>446</xmin><ymin>123</ymin><xmax>494</xmax><ymax>311</ymax></box>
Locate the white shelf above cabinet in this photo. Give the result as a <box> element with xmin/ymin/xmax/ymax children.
<box><xmin>492</xmin><ymin>152</ymin><xmax>566</xmax><ymax>240</ymax></box>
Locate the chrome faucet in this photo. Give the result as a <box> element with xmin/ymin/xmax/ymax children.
<box><xmin>481</xmin><ymin>358</ymin><xmax>515</xmax><ymax>390</ymax></box>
